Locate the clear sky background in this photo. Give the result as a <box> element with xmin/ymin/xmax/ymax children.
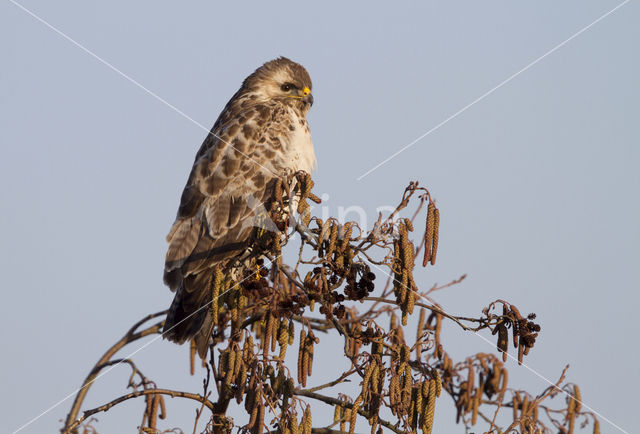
<box><xmin>2</xmin><ymin>1</ymin><xmax>638</xmax><ymax>433</ymax></box>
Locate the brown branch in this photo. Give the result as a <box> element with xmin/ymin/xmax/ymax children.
<box><xmin>63</xmin><ymin>388</ymin><xmax>213</xmax><ymax>433</ymax></box>
<box><xmin>363</xmin><ymin>296</ymin><xmax>484</xmax><ymax>332</ymax></box>
<box><xmin>295</xmin><ymin>389</ymin><xmax>403</xmax><ymax>434</ymax></box>
<box><xmin>302</xmin><ymin>368</ymin><xmax>357</xmax><ymax>393</ymax></box>
<box><xmin>62</xmin><ymin>310</ymin><xmax>167</xmax><ymax>432</ymax></box>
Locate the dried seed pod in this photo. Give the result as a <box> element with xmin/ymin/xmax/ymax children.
<box><xmin>279</xmin><ymin>320</ymin><xmax>289</xmax><ymax>360</ymax></box>
<box><xmin>326</xmin><ymin>223</ymin><xmax>339</xmax><ymax>258</ymax></box>
<box><xmin>408</xmin><ymin>387</ymin><xmax>417</xmax><ymax>429</ymax></box>
<box><xmin>158</xmin><ymin>395</ymin><xmax>166</xmax><ymax>420</ymax></box>
<box><xmin>401</xmin><ymin>364</ymin><xmax>413</xmax><ymax>410</ymax></box>
<box><xmin>495</xmin><ymin>322</ymin><xmax>509</xmax><ymax>358</ymax></box>
<box><xmin>302</xmin><ymin>405</ymin><xmax>312</xmax><ymax>434</ymax></box>
<box><xmin>390</xmin><ymin>375</ymin><xmax>400</xmax><ymax>409</ymax></box>
<box><xmin>471</xmin><ymin>390</ymin><xmax>479</xmax><ymax>425</ymax></box>
<box><xmin>225</xmin><ymin>349</ymin><xmax>236</xmax><ymax>386</ymax></box>
<box><xmin>434</xmin><ymin>314</ymin><xmax>442</xmax><ymax>349</ymax></box>
<box><xmin>466</xmin><ymin>361</ymin><xmax>474</xmax><ymax>405</ymax></box>
<box><xmin>298</xmin><ymin>329</ymin><xmax>307</xmax><ymax>386</ymax></box>
<box><xmin>243</xmin><ymin>334</ymin><xmax>254</xmax><ymax>361</ymax></box>
<box><xmin>271</xmin><ymin>315</ymin><xmax>279</xmax><ymax>353</ymax></box>
<box><xmin>257</xmin><ymin>403</ymin><xmax>266</xmax><ymax>434</ymax></box>
<box><xmin>247</xmin><ymin>389</ymin><xmax>261</xmax><ymax>429</ymax></box>
<box><xmin>361</xmin><ymin>362</ymin><xmax>374</xmax><ymax>401</ymax></box>
<box><xmin>433</xmin><ymin>369</ymin><xmax>442</xmax><ymax>397</ymax></box>
<box><xmin>414</xmin><ymin>385</ymin><xmax>423</xmax><ymax>424</ymax></box>
<box><xmin>350</xmin><ymin>395</ymin><xmax>362</xmax><ymax>434</ymax></box>
<box><xmin>517</xmin><ymin>341</ymin><xmax>524</xmax><ymax>365</ymax></box>
<box><xmin>407</xmin><ymin>285</ymin><xmax>416</xmax><ymax>314</ymax></box>
<box><xmin>290</xmin><ymin>413</ymin><xmax>300</xmax><ymax>434</ymax></box>
<box><xmin>423</xmin><ymin>379</ymin><xmax>437</xmax><ymax>434</ymax></box>
<box><xmin>339</xmin><ymin>222</ymin><xmax>353</xmax><ymax>252</ymax></box>
<box><xmin>333</xmin><ymin>405</ymin><xmax>341</xmax><ymax>423</ymax></box>
<box><xmin>306</xmin><ymin>335</ymin><xmax>314</xmax><ymax>377</ymax></box>
<box><xmin>219</xmin><ymin>349</ymin><xmax>229</xmax><ymax>377</ymax></box>
<box><xmin>340</xmin><ymin>407</ymin><xmax>349</xmax><ymax>432</ymax></box>
<box><xmin>512</xmin><ymin>392</ymin><xmax>520</xmax><ymax>422</ymax></box>
<box><xmin>423</xmin><ymin>202</ymin><xmax>435</xmax><ymax>267</ymax></box>
<box><xmin>234</xmin><ymin>346</ymin><xmax>243</xmax><ymax>381</ymax></box>
<box><xmin>288</xmin><ymin>321</ymin><xmax>295</xmax><ymax>345</ymax></box>
<box><xmin>143</xmin><ymin>393</ymin><xmax>153</xmax><ymax>428</ymax></box>
<box><xmin>263</xmin><ymin>313</ymin><xmax>273</xmax><ymax>354</ymax></box>
<box><xmin>573</xmin><ymin>385</ymin><xmax>582</xmax><ymax>413</ymax></box>
<box><xmin>371</xmin><ymin>363</ymin><xmax>380</xmax><ymax>394</ymax></box>
<box><xmin>212</xmin><ymin>267</ymin><xmax>223</xmax><ymax>326</ymax></box>
<box><xmin>148</xmin><ymin>393</ymin><xmax>160</xmax><ymax>430</ymax></box>
<box><xmin>430</xmin><ymin>208</ymin><xmax>439</xmax><ymax>265</ymax></box>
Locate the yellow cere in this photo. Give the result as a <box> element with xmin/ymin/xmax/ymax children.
<box><xmin>302</xmin><ymin>86</ymin><xmax>311</xmax><ymax>96</ymax></box>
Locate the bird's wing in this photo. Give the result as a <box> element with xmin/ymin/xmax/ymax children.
<box><xmin>164</xmin><ymin>103</ymin><xmax>284</xmax><ymax>289</ymax></box>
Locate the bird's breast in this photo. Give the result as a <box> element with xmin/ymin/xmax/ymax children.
<box><xmin>284</xmin><ymin>108</ymin><xmax>316</xmax><ymax>174</ymax></box>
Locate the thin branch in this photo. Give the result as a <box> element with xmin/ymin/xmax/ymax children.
<box><xmin>301</xmin><ymin>368</ymin><xmax>356</xmax><ymax>393</ymax></box>
<box><xmin>63</xmin><ymin>310</ymin><xmax>166</xmax><ymax>431</ymax></box>
<box><xmin>295</xmin><ymin>389</ymin><xmax>403</xmax><ymax>434</ymax></box>
<box><xmin>63</xmin><ymin>388</ymin><xmax>213</xmax><ymax>434</ymax></box>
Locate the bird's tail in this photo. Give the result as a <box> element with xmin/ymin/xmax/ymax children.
<box><xmin>163</xmin><ymin>273</ymin><xmax>215</xmax><ymax>358</ymax></box>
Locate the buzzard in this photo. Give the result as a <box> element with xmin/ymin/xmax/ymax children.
<box><xmin>162</xmin><ymin>57</ymin><xmax>315</xmax><ymax>354</ymax></box>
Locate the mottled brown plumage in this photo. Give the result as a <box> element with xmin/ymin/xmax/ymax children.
<box><xmin>163</xmin><ymin>58</ymin><xmax>315</xmax><ymax>354</ymax></box>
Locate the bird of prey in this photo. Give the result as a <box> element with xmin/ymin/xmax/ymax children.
<box><xmin>162</xmin><ymin>57</ymin><xmax>316</xmax><ymax>354</ymax></box>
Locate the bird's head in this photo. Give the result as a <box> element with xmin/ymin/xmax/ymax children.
<box><xmin>242</xmin><ymin>57</ymin><xmax>314</xmax><ymax>110</ymax></box>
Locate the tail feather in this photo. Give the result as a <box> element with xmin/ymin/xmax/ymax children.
<box><xmin>163</xmin><ymin>273</ymin><xmax>212</xmax><ymax>348</ymax></box>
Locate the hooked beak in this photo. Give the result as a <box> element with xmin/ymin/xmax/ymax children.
<box><xmin>301</xmin><ymin>86</ymin><xmax>314</xmax><ymax>107</ymax></box>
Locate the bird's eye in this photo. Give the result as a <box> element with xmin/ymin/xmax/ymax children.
<box><xmin>281</xmin><ymin>83</ymin><xmax>293</xmax><ymax>92</ymax></box>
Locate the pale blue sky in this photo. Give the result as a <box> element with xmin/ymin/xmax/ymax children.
<box><xmin>2</xmin><ymin>1</ymin><xmax>638</xmax><ymax>433</ymax></box>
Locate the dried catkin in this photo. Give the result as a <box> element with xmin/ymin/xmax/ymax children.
<box><xmin>415</xmin><ymin>386</ymin><xmax>423</xmax><ymax>424</ymax></box>
<box><xmin>466</xmin><ymin>361</ymin><xmax>475</xmax><ymax>404</ymax></box>
<box><xmin>306</xmin><ymin>335</ymin><xmax>314</xmax><ymax>376</ymax></box>
<box><xmin>298</xmin><ymin>329</ymin><xmax>307</xmax><ymax>386</ymax></box>
<box><xmin>278</xmin><ymin>320</ymin><xmax>289</xmax><ymax>359</ymax></box>
<box><xmin>290</xmin><ymin>413</ymin><xmax>300</xmax><ymax>434</ymax></box>
<box><xmin>288</xmin><ymin>320</ymin><xmax>295</xmax><ymax>345</ymax></box>
<box><xmin>333</xmin><ymin>405</ymin><xmax>341</xmax><ymax>423</ymax></box>
<box><xmin>270</xmin><ymin>315</ymin><xmax>279</xmax><ymax>353</ymax></box>
<box><xmin>423</xmin><ymin>202</ymin><xmax>435</xmax><ymax>267</ymax></box>
<box><xmin>340</xmin><ymin>407</ymin><xmax>349</xmax><ymax>432</ymax></box>
<box><xmin>256</xmin><ymin>403</ymin><xmax>265</xmax><ymax>434</ymax></box>
<box><xmin>247</xmin><ymin>390</ymin><xmax>260</xmax><ymax>428</ymax></box>
<box><xmin>262</xmin><ymin>313</ymin><xmax>272</xmax><ymax>353</ymax></box>
<box><xmin>350</xmin><ymin>395</ymin><xmax>363</xmax><ymax>434</ymax></box>
<box><xmin>512</xmin><ymin>392</ymin><xmax>520</xmax><ymax>422</ymax></box>
<box><xmin>302</xmin><ymin>406</ymin><xmax>312</xmax><ymax>434</ymax></box>
<box><xmin>212</xmin><ymin>267</ymin><xmax>223</xmax><ymax>326</ymax></box>
<box><xmin>573</xmin><ymin>385</ymin><xmax>582</xmax><ymax>413</ymax></box>
<box><xmin>422</xmin><ymin>379</ymin><xmax>436</xmax><ymax>434</ymax></box>
<box><xmin>434</xmin><ymin>369</ymin><xmax>442</xmax><ymax>397</ymax></box>
<box><xmin>225</xmin><ymin>349</ymin><xmax>236</xmax><ymax>386</ymax></box>
<box><xmin>470</xmin><ymin>390</ymin><xmax>479</xmax><ymax>425</ymax></box>
<box><xmin>430</xmin><ymin>208</ymin><xmax>439</xmax><ymax>265</ymax></box>
<box><xmin>326</xmin><ymin>223</ymin><xmax>338</xmax><ymax>258</ymax></box>
<box><xmin>234</xmin><ymin>346</ymin><xmax>243</xmax><ymax>381</ymax></box>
